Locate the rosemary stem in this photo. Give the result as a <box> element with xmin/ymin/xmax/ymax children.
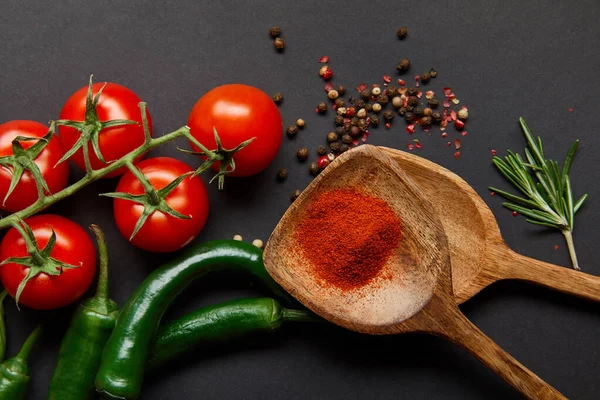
<box><xmin>562</xmin><ymin>229</ymin><xmax>581</xmax><ymax>271</ymax></box>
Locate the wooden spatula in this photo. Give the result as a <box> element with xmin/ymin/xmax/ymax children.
<box><xmin>264</xmin><ymin>145</ymin><xmax>565</xmax><ymax>399</ymax></box>
<box><xmin>379</xmin><ymin>147</ymin><xmax>599</xmax><ymax>304</ymax></box>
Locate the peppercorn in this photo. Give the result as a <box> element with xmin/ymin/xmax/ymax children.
<box><xmin>423</xmin><ymin>108</ymin><xmax>433</xmax><ymax>117</ymax></box>
<box><xmin>406</xmin><ymin>87</ymin><xmax>419</xmax><ymax>96</ymax></box>
<box><xmin>421</xmin><ymin>116</ymin><xmax>432</xmax><ymax>126</ymax></box>
<box><xmin>397</xmin><ymin>26</ymin><xmax>408</xmax><ymax>39</ymax></box>
<box><xmin>272</xmin><ymin>92</ymin><xmax>283</xmax><ymax>105</ymax></box>
<box><xmin>296</xmin><ymin>119</ymin><xmax>305</xmax><ymax>128</ymax></box>
<box><xmin>252</xmin><ymin>239</ymin><xmax>264</xmax><ymax>249</ymax></box>
<box><xmin>429</xmin><ymin>68</ymin><xmax>438</xmax><ymax>78</ymax></box>
<box><xmin>329</xmin><ymin>141</ymin><xmax>341</xmax><ymax>153</ymax></box>
<box><xmin>383</xmin><ymin>110</ymin><xmax>395</xmax><ymax>121</ymax></box>
<box><xmin>335</xmin><ymin>126</ymin><xmax>346</xmax><ymax>136</ymax></box>
<box><xmin>398</xmin><ymin>107</ymin><xmax>407</xmax><ymax>116</ymax></box>
<box><xmin>376</xmin><ymin>94</ymin><xmax>388</xmax><ymax>104</ymax></box>
<box><xmin>421</xmin><ymin>72</ymin><xmax>431</xmax><ymax>83</ymax></box>
<box><xmin>357</xmin><ymin>108</ymin><xmax>367</xmax><ymax>118</ymax></box>
<box><xmin>413</xmin><ymin>106</ymin><xmax>424</xmax><ymax>118</ymax></box>
<box><xmin>372</xmin><ymin>103</ymin><xmax>382</xmax><ymax>113</ymax></box>
<box><xmin>334</xmin><ymin>98</ymin><xmax>345</xmax><ymax>108</ymax></box>
<box><xmin>371</xmin><ymin>87</ymin><xmax>382</xmax><ymax>96</ymax></box>
<box><xmin>349</xmin><ymin>125</ymin><xmax>361</xmax><ymax>137</ymax></box>
<box><xmin>428</xmin><ymin>98</ymin><xmax>439</xmax><ymax>108</ymax></box>
<box><xmin>404</xmin><ymin>112</ymin><xmax>414</xmax><ymax>122</ymax></box>
<box><xmin>286</xmin><ymin>124</ymin><xmax>299</xmax><ymax>138</ymax></box>
<box><xmin>365</xmin><ymin>103</ymin><xmax>372</xmax><ymax>111</ymax></box>
<box><xmin>457</xmin><ymin>109</ymin><xmax>469</xmax><ymax>120</ymax></box>
<box><xmin>327</xmin><ymin>132</ymin><xmax>338</xmax><ymax>143</ymax></box>
<box><xmin>347</xmin><ymin>96</ymin><xmax>357</xmax><ymax>104</ymax></box>
<box><xmin>296</xmin><ymin>147</ymin><xmax>309</xmax><ymax>161</ymax></box>
<box><xmin>291</xmin><ymin>189</ymin><xmax>301</xmax><ymax>202</ymax></box>
<box><xmin>391</xmin><ymin>96</ymin><xmax>403</xmax><ymax>109</ymax></box>
<box><xmin>341</xmin><ymin>134</ymin><xmax>353</xmax><ymax>144</ymax></box>
<box><xmin>407</xmin><ymin>96</ymin><xmax>419</xmax><ymax>107</ymax></box>
<box><xmin>370</xmin><ymin>114</ymin><xmax>380</xmax><ymax>126</ymax></box>
<box><xmin>277</xmin><ymin>168</ymin><xmax>288</xmax><ymax>182</ymax></box>
<box><xmin>360</xmin><ymin>89</ymin><xmax>371</xmax><ymax>100</ymax></box>
<box><xmin>327</xmin><ymin>90</ymin><xmax>339</xmax><ymax>100</ymax></box>
<box><xmin>319</xmin><ymin>65</ymin><xmax>333</xmax><ymax>80</ymax></box>
<box><xmin>338</xmin><ymin>85</ymin><xmax>346</xmax><ymax>96</ymax></box>
<box><xmin>358</xmin><ymin>118</ymin><xmax>369</xmax><ymax>131</ymax></box>
<box><xmin>343</xmin><ymin>122</ymin><xmax>351</xmax><ymax>132</ymax></box>
<box><xmin>354</xmin><ymin>99</ymin><xmax>366</xmax><ymax>109</ymax></box>
<box><xmin>316</xmin><ymin>145</ymin><xmax>327</xmax><ymax>156</ymax></box>
<box><xmin>385</xmin><ymin>86</ymin><xmax>397</xmax><ymax>98</ymax></box>
<box><xmin>274</xmin><ymin>38</ymin><xmax>285</xmax><ymax>51</ymax></box>
<box><xmin>334</xmin><ymin>115</ymin><xmax>344</xmax><ymax>126</ymax></box>
<box><xmin>345</xmin><ymin>106</ymin><xmax>356</xmax><ymax>117</ymax></box>
<box><xmin>397</xmin><ymin>58</ymin><xmax>410</xmax><ymax>72</ymax></box>
<box><xmin>432</xmin><ymin>111</ymin><xmax>442</xmax><ymax>123</ymax></box>
<box><xmin>317</xmin><ymin>102</ymin><xmax>328</xmax><ymax>113</ymax></box>
<box><xmin>349</xmin><ymin>117</ymin><xmax>358</xmax><ymax>128</ymax></box>
<box><xmin>340</xmin><ymin>144</ymin><xmax>350</xmax><ymax>153</ymax></box>
<box><xmin>405</xmin><ymin>105</ymin><xmax>414</xmax><ymax>112</ymax></box>
<box><xmin>309</xmin><ymin>162</ymin><xmax>320</xmax><ymax>176</ymax></box>
<box><xmin>269</xmin><ymin>26</ymin><xmax>281</xmax><ymax>38</ymax></box>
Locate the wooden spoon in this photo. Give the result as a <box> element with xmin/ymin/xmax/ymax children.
<box><xmin>379</xmin><ymin>147</ymin><xmax>600</xmax><ymax>304</ymax></box>
<box><xmin>264</xmin><ymin>145</ymin><xmax>565</xmax><ymax>399</ymax></box>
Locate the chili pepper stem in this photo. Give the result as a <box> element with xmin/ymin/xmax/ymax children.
<box><xmin>15</xmin><ymin>325</ymin><xmax>42</xmax><ymax>362</ymax></box>
<box><xmin>562</xmin><ymin>229</ymin><xmax>580</xmax><ymax>271</ymax></box>
<box><xmin>89</xmin><ymin>224</ymin><xmax>110</xmax><ymax>299</ymax></box>
<box><xmin>281</xmin><ymin>309</ymin><xmax>319</xmax><ymax>322</ymax></box>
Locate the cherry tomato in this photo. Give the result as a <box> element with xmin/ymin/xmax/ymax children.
<box><xmin>0</xmin><ymin>120</ymin><xmax>69</xmax><ymax>213</ymax></box>
<box><xmin>0</xmin><ymin>215</ymin><xmax>96</xmax><ymax>310</ymax></box>
<box><xmin>59</xmin><ymin>82</ymin><xmax>152</xmax><ymax>177</ymax></box>
<box><xmin>187</xmin><ymin>84</ymin><xmax>282</xmax><ymax>177</ymax></box>
<box><xmin>113</xmin><ymin>157</ymin><xmax>209</xmax><ymax>253</ymax></box>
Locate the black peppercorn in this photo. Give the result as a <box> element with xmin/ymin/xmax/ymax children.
<box><xmin>385</xmin><ymin>86</ymin><xmax>397</xmax><ymax>98</ymax></box>
<box><xmin>317</xmin><ymin>102</ymin><xmax>328</xmax><ymax>113</ymax></box>
<box><xmin>350</xmin><ymin>117</ymin><xmax>359</xmax><ymax>126</ymax></box>
<box><xmin>290</xmin><ymin>189</ymin><xmax>301</xmax><ymax>202</ymax></box>
<box><xmin>413</xmin><ymin>106</ymin><xmax>424</xmax><ymax>118</ymax></box>
<box><xmin>335</xmin><ymin>126</ymin><xmax>346</xmax><ymax>136</ymax></box>
<box><xmin>296</xmin><ymin>147</ymin><xmax>309</xmax><ymax>161</ymax></box>
<box><xmin>407</xmin><ymin>96</ymin><xmax>419</xmax><ymax>107</ymax></box>
<box><xmin>406</xmin><ymin>87</ymin><xmax>419</xmax><ymax>96</ymax></box>
<box><xmin>340</xmin><ymin>144</ymin><xmax>349</xmax><ymax>153</ymax></box>
<box><xmin>272</xmin><ymin>92</ymin><xmax>283</xmax><ymax>105</ymax></box>
<box><xmin>370</xmin><ymin>114</ymin><xmax>380</xmax><ymax>126</ymax></box>
<box><xmin>355</xmin><ymin>99</ymin><xmax>366</xmax><ymax>109</ymax></box>
<box><xmin>404</xmin><ymin>112</ymin><xmax>414</xmax><ymax>122</ymax></box>
<box><xmin>347</xmin><ymin>96</ymin><xmax>357</xmax><ymax>105</ymax></box>
<box><xmin>349</xmin><ymin>125</ymin><xmax>361</xmax><ymax>137</ymax></box>
<box><xmin>335</xmin><ymin>115</ymin><xmax>344</xmax><ymax>126</ymax></box>
<box><xmin>397</xmin><ymin>58</ymin><xmax>410</xmax><ymax>72</ymax></box>
<box><xmin>360</xmin><ymin>89</ymin><xmax>371</xmax><ymax>100</ymax></box>
<box><xmin>398</xmin><ymin>107</ymin><xmax>407</xmax><ymax>116</ymax></box>
<box><xmin>327</xmin><ymin>131</ymin><xmax>338</xmax><ymax>143</ymax></box>
<box><xmin>358</xmin><ymin>118</ymin><xmax>369</xmax><ymax>131</ymax></box>
<box><xmin>343</xmin><ymin>122</ymin><xmax>351</xmax><ymax>132</ymax></box>
<box><xmin>428</xmin><ymin>98</ymin><xmax>439</xmax><ymax>108</ymax></box>
<box><xmin>383</xmin><ymin>110</ymin><xmax>395</xmax><ymax>121</ymax></box>
<box><xmin>420</xmin><ymin>116</ymin><xmax>432</xmax><ymax>126</ymax></box>
<box><xmin>286</xmin><ymin>124</ymin><xmax>299</xmax><ymax>138</ymax></box>
<box><xmin>376</xmin><ymin>94</ymin><xmax>389</xmax><ymax>104</ymax></box>
<box><xmin>420</xmin><ymin>72</ymin><xmax>431</xmax><ymax>83</ymax></box>
<box><xmin>270</xmin><ymin>26</ymin><xmax>282</xmax><ymax>38</ymax></box>
<box><xmin>274</xmin><ymin>38</ymin><xmax>285</xmax><ymax>51</ymax></box>
<box><xmin>309</xmin><ymin>162</ymin><xmax>320</xmax><ymax>176</ymax></box>
<box><xmin>365</xmin><ymin>103</ymin><xmax>372</xmax><ymax>111</ymax></box>
<box><xmin>329</xmin><ymin>141</ymin><xmax>341</xmax><ymax>153</ymax></box>
<box><xmin>341</xmin><ymin>134</ymin><xmax>353</xmax><ymax>144</ymax></box>
<box><xmin>316</xmin><ymin>145</ymin><xmax>327</xmax><ymax>156</ymax></box>
<box><xmin>338</xmin><ymin>85</ymin><xmax>346</xmax><ymax>96</ymax></box>
<box><xmin>397</xmin><ymin>26</ymin><xmax>408</xmax><ymax>39</ymax></box>
<box><xmin>429</xmin><ymin>68</ymin><xmax>438</xmax><ymax>78</ymax></box>
<box><xmin>334</xmin><ymin>98</ymin><xmax>345</xmax><ymax>108</ymax></box>
<box><xmin>277</xmin><ymin>168</ymin><xmax>288</xmax><ymax>182</ymax></box>
<box><xmin>423</xmin><ymin>108</ymin><xmax>433</xmax><ymax>117</ymax></box>
<box><xmin>405</xmin><ymin>105</ymin><xmax>414</xmax><ymax>112</ymax></box>
<box><xmin>432</xmin><ymin>111</ymin><xmax>442</xmax><ymax>123</ymax></box>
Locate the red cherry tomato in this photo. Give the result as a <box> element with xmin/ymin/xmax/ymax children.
<box><xmin>113</xmin><ymin>157</ymin><xmax>209</xmax><ymax>253</ymax></box>
<box><xmin>0</xmin><ymin>215</ymin><xmax>96</xmax><ymax>310</ymax></box>
<box><xmin>187</xmin><ymin>84</ymin><xmax>282</xmax><ymax>177</ymax></box>
<box><xmin>59</xmin><ymin>82</ymin><xmax>152</xmax><ymax>177</ymax></box>
<box><xmin>0</xmin><ymin>120</ymin><xmax>69</xmax><ymax>213</ymax></box>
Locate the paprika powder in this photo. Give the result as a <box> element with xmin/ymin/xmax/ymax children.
<box><xmin>294</xmin><ymin>188</ymin><xmax>401</xmax><ymax>290</ymax></box>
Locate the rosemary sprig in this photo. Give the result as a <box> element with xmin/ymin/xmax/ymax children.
<box><xmin>490</xmin><ymin>117</ymin><xmax>587</xmax><ymax>270</ymax></box>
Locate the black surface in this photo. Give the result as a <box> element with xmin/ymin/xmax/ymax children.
<box><xmin>1</xmin><ymin>1</ymin><xmax>599</xmax><ymax>399</ymax></box>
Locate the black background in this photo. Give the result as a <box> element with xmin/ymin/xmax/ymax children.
<box><xmin>1</xmin><ymin>1</ymin><xmax>599</xmax><ymax>399</ymax></box>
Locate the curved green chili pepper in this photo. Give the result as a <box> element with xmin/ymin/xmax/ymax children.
<box><xmin>0</xmin><ymin>324</ymin><xmax>42</xmax><ymax>400</ymax></box>
<box><xmin>0</xmin><ymin>291</ymin><xmax>8</xmax><ymax>362</ymax></box>
<box><xmin>47</xmin><ymin>225</ymin><xmax>119</xmax><ymax>400</ymax></box>
<box><xmin>95</xmin><ymin>240</ymin><xmax>292</xmax><ymax>399</ymax></box>
<box><xmin>147</xmin><ymin>297</ymin><xmax>316</xmax><ymax>369</ymax></box>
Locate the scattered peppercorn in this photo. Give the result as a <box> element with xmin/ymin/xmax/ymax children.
<box><xmin>406</xmin><ymin>87</ymin><xmax>419</xmax><ymax>96</ymax></box>
<box><xmin>428</xmin><ymin>98</ymin><xmax>439</xmax><ymax>108</ymax></box>
<box><xmin>340</xmin><ymin>144</ymin><xmax>350</xmax><ymax>153</ymax></box>
<box><xmin>432</xmin><ymin>111</ymin><xmax>442</xmax><ymax>123</ymax></box>
<box><xmin>404</xmin><ymin>112</ymin><xmax>414</xmax><ymax>122</ymax></box>
<box><xmin>291</xmin><ymin>190</ymin><xmax>301</xmax><ymax>202</ymax></box>
<box><xmin>370</xmin><ymin>114</ymin><xmax>380</xmax><ymax>126</ymax></box>
<box><xmin>272</xmin><ymin>92</ymin><xmax>283</xmax><ymax>105</ymax></box>
<box><xmin>334</xmin><ymin>115</ymin><xmax>344</xmax><ymax>126</ymax></box>
<box><xmin>252</xmin><ymin>239</ymin><xmax>264</xmax><ymax>249</ymax></box>
<box><xmin>383</xmin><ymin>110</ymin><xmax>395</xmax><ymax>121</ymax></box>
<box><xmin>286</xmin><ymin>124</ymin><xmax>299</xmax><ymax>138</ymax></box>
<box><xmin>365</xmin><ymin>103</ymin><xmax>372</xmax><ymax>111</ymax></box>
<box><xmin>413</xmin><ymin>106</ymin><xmax>424</xmax><ymax>118</ymax></box>
<box><xmin>385</xmin><ymin>86</ymin><xmax>397</xmax><ymax>98</ymax></box>
<box><xmin>358</xmin><ymin>118</ymin><xmax>369</xmax><ymax>131</ymax></box>
<box><xmin>457</xmin><ymin>109</ymin><xmax>469</xmax><ymax>120</ymax></box>
<box><xmin>354</xmin><ymin>99</ymin><xmax>366</xmax><ymax>109</ymax></box>
<box><xmin>327</xmin><ymin>90</ymin><xmax>339</xmax><ymax>100</ymax></box>
<box><xmin>349</xmin><ymin>125</ymin><xmax>361</xmax><ymax>137</ymax></box>
<box><xmin>296</xmin><ymin>147</ymin><xmax>309</xmax><ymax>161</ymax></box>
<box><xmin>357</xmin><ymin>108</ymin><xmax>367</xmax><ymax>118</ymax></box>
<box><xmin>319</xmin><ymin>65</ymin><xmax>333</xmax><ymax>80</ymax></box>
<box><xmin>421</xmin><ymin>116</ymin><xmax>432</xmax><ymax>126</ymax></box>
<box><xmin>327</xmin><ymin>132</ymin><xmax>338</xmax><ymax>142</ymax></box>
<box><xmin>420</xmin><ymin>72</ymin><xmax>431</xmax><ymax>83</ymax></box>
<box><xmin>345</xmin><ymin>106</ymin><xmax>356</xmax><ymax>117</ymax></box>
<box><xmin>277</xmin><ymin>168</ymin><xmax>288</xmax><ymax>182</ymax></box>
<box><xmin>423</xmin><ymin>108</ymin><xmax>433</xmax><ymax>117</ymax></box>
<box><xmin>335</xmin><ymin>126</ymin><xmax>345</xmax><ymax>136</ymax></box>
<box><xmin>398</xmin><ymin>107</ymin><xmax>407</xmax><ymax>116</ymax></box>
<box><xmin>334</xmin><ymin>98</ymin><xmax>345</xmax><ymax>108</ymax></box>
<box><xmin>429</xmin><ymin>68</ymin><xmax>438</xmax><ymax>78</ymax></box>
<box><xmin>329</xmin><ymin>142</ymin><xmax>341</xmax><ymax>153</ymax></box>
<box><xmin>269</xmin><ymin>26</ymin><xmax>281</xmax><ymax>38</ymax></box>
<box><xmin>360</xmin><ymin>89</ymin><xmax>371</xmax><ymax>100</ymax></box>
<box><xmin>317</xmin><ymin>102</ymin><xmax>328</xmax><ymax>113</ymax></box>
<box><xmin>397</xmin><ymin>58</ymin><xmax>410</xmax><ymax>72</ymax></box>
<box><xmin>376</xmin><ymin>94</ymin><xmax>388</xmax><ymax>104</ymax></box>
<box><xmin>274</xmin><ymin>38</ymin><xmax>285</xmax><ymax>51</ymax></box>
<box><xmin>341</xmin><ymin>134</ymin><xmax>353</xmax><ymax>144</ymax></box>
<box><xmin>338</xmin><ymin>85</ymin><xmax>346</xmax><ymax>96</ymax></box>
<box><xmin>296</xmin><ymin>118</ymin><xmax>305</xmax><ymax>128</ymax></box>
<box><xmin>372</xmin><ymin>87</ymin><xmax>382</xmax><ymax>96</ymax></box>
<box><xmin>372</xmin><ymin>103</ymin><xmax>382</xmax><ymax>113</ymax></box>
<box><xmin>397</xmin><ymin>26</ymin><xmax>408</xmax><ymax>39</ymax></box>
<box><xmin>392</xmin><ymin>96</ymin><xmax>403</xmax><ymax>108</ymax></box>
<box><xmin>349</xmin><ymin>117</ymin><xmax>358</xmax><ymax>126</ymax></box>
<box><xmin>317</xmin><ymin>145</ymin><xmax>328</xmax><ymax>156</ymax></box>
<box><xmin>309</xmin><ymin>162</ymin><xmax>320</xmax><ymax>176</ymax></box>
<box><xmin>407</xmin><ymin>96</ymin><xmax>419</xmax><ymax>107</ymax></box>
<box><xmin>317</xmin><ymin>155</ymin><xmax>330</xmax><ymax>169</ymax></box>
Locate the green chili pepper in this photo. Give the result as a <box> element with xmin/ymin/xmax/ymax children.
<box><xmin>0</xmin><ymin>291</ymin><xmax>8</xmax><ymax>362</ymax></box>
<box><xmin>0</xmin><ymin>324</ymin><xmax>42</xmax><ymax>400</ymax></box>
<box><xmin>95</xmin><ymin>240</ymin><xmax>292</xmax><ymax>399</ymax></box>
<box><xmin>47</xmin><ymin>225</ymin><xmax>119</xmax><ymax>400</ymax></box>
<box><xmin>147</xmin><ymin>297</ymin><xmax>316</xmax><ymax>369</ymax></box>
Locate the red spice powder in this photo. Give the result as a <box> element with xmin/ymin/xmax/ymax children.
<box><xmin>294</xmin><ymin>188</ymin><xmax>402</xmax><ymax>291</ymax></box>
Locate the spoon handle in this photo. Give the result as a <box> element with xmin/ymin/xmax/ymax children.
<box><xmin>425</xmin><ymin>296</ymin><xmax>566</xmax><ymax>399</ymax></box>
<box><xmin>494</xmin><ymin>247</ymin><xmax>600</xmax><ymax>303</ymax></box>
